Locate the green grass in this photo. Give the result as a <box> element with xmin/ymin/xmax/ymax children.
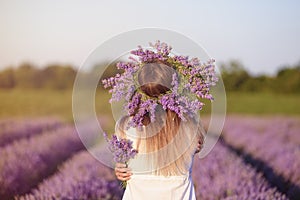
<box><xmin>1</xmin><ymin>89</ymin><xmax>299</xmax><ymax>124</ymax></box>
<box><xmin>226</xmin><ymin>92</ymin><xmax>300</xmax><ymax>115</ymax></box>
<box><xmin>0</xmin><ymin>89</ymin><xmax>112</xmax><ymax>124</ymax></box>
<box><xmin>0</xmin><ymin>89</ymin><xmax>73</xmax><ymax>123</ymax></box>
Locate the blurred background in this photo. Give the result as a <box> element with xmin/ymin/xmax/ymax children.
<box><xmin>0</xmin><ymin>0</ymin><xmax>299</xmax><ymax>200</ymax></box>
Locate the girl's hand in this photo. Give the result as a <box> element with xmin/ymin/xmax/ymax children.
<box><xmin>115</xmin><ymin>163</ymin><xmax>132</xmax><ymax>181</ymax></box>
<box><xmin>195</xmin><ymin>138</ymin><xmax>204</xmax><ymax>154</ymax></box>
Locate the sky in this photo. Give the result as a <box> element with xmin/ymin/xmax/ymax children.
<box><xmin>0</xmin><ymin>0</ymin><xmax>299</xmax><ymax>75</ymax></box>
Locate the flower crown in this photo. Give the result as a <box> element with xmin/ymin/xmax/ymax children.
<box><xmin>101</xmin><ymin>40</ymin><xmax>218</xmax><ymax>129</ymax></box>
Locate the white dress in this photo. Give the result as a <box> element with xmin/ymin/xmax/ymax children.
<box><xmin>122</xmin><ymin>173</ymin><xmax>196</xmax><ymax>200</ymax></box>
<box><xmin>116</xmin><ymin>117</ymin><xmax>201</xmax><ymax>200</ymax></box>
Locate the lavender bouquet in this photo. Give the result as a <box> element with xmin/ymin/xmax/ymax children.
<box><xmin>103</xmin><ymin>132</ymin><xmax>138</xmax><ymax>188</ymax></box>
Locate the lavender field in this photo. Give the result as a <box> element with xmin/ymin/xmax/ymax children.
<box><xmin>0</xmin><ymin>116</ymin><xmax>299</xmax><ymax>200</ymax></box>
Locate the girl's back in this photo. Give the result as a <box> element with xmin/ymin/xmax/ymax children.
<box><xmin>116</xmin><ymin>113</ymin><xmax>204</xmax><ymax>200</ymax></box>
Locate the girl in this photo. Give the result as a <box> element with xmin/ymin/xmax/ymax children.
<box><xmin>113</xmin><ymin>62</ymin><xmax>206</xmax><ymax>200</ymax></box>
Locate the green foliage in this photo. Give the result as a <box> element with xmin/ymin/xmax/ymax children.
<box><xmin>0</xmin><ymin>60</ymin><xmax>299</xmax><ymax>94</ymax></box>
<box><xmin>220</xmin><ymin>60</ymin><xmax>300</xmax><ymax>93</ymax></box>
<box><xmin>14</xmin><ymin>63</ymin><xmax>42</xmax><ymax>89</ymax></box>
<box><xmin>274</xmin><ymin>66</ymin><xmax>300</xmax><ymax>93</ymax></box>
<box><xmin>0</xmin><ymin>67</ymin><xmax>15</xmax><ymax>88</ymax></box>
<box><xmin>220</xmin><ymin>60</ymin><xmax>250</xmax><ymax>91</ymax></box>
<box><xmin>41</xmin><ymin>64</ymin><xmax>76</xmax><ymax>89</ymax></box>
<box><xmin>0</xmin><ymin>63</ymin><xmax>76</xmax><ymax>90</ymax></box>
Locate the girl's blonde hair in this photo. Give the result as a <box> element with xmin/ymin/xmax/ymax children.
<box><xmin>116</xmin><ymin>62</ymin><xmax>205</xmax><ymax>176</ymax></box>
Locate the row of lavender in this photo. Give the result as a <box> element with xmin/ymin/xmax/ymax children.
<box><xmin>0</xmin><ymin>117</ymin><xmax>63</xmax><ymax>147</ymax></box>
<box><xmin>192</xmin><ymin>142</ymin><xmax>287</xmax><ymax>200</ymax></box>
<box><xmin>0</xmin><ymin>121</ymin><xmax>85</xmax><ymax>199</ymax></box>
<box><xmin>222</xmin><ymin>116</ymin><xmax>300</xmax><ymax>147</ymax></box>
<box><xmin>16</xmin><ymin>141</ymin><xmax>287</xmax><ymax>199</ymax></box>
<box><xmin>221</xmin><ymin>116</ymin><xmax>300</xmax><ymax>199</ymax></box>
<box><xmin>0</xmin><ymin>116</ymin><xmax>296</xmax><ymax>199</ymax></box>
<box><xmin>16</xmin><ymin>150</ymin><xmax>123</xmax><ymax>200</ymax></box>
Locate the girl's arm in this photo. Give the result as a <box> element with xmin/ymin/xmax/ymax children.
<box><xmin>114</xmin><ymin>117</ymin><xmax>133</xmax><ymax>181</ymax></box>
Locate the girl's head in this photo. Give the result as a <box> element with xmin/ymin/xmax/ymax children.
<box><xmin>137</xmin><ymin>62</ymin><xmax>174</xmax><ymax>97</ymax></box>
<box><xmin>134</xmin><ymin>62</ymin><xmax>180</xmax><ymax>126</ymax></box>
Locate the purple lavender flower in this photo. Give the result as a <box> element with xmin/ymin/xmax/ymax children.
<box><xmin>128</xmin><ymin>99</ymin><xmax>158</xmax><ymax>129</ymax></box>
<box><xmin>124</xmin><ymin>93</ymin><xmax>142</xmax><ymax>116</ymax></box>
<box><xmin>103</xmin><ymin>133</ymin><xmax>138</xmax><ymax>163</ymax></box>
<box><xmin>103</xmin><ymin>132</ymin><xmax>138</xmax><ymax>188</ymax></box>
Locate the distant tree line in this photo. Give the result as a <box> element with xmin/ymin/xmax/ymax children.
<box><xmin>220</xmin><ymin>60</ymin><xmax>300</xmax><ymax>93</ymax></box>
<box><xmin>0</xmin><ymin>61</ymin><xmax>299</xmax><ymax>93</ymax></box>
<box><xmin>0</xmin><ymin>63</ymin><xmax>76</xmax><ymax>90</ymax></box>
